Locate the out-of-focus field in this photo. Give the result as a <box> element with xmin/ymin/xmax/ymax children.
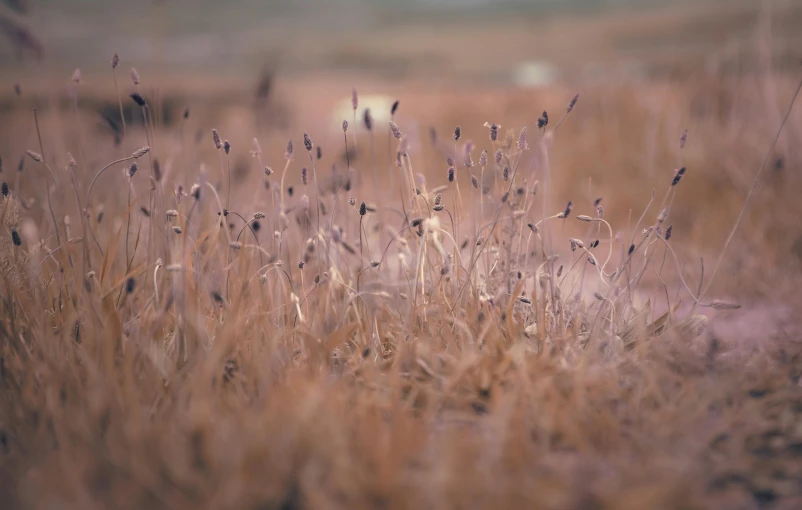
<box><xmin>3</xmin><ymin>0</ymin><xmax>802</xmax><ymax>300</ymax></box>
<box><xmin>2</xmin><ymin>1</ymin><xmax>802</xmax><ymax>509</ymax></box>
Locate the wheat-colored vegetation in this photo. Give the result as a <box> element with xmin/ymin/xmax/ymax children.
<box><xmin>2</xmin><ymin>23</ymin><xmax>802</xmax><ymax>508</ymax></box>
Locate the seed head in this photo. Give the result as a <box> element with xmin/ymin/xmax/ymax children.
<box><xmin>517</xmin><ymin>127</ymin><xmax>528</xmax><ymax>150</ymax></box>
<box><xmin>301</xmin><ymin>167</ymin><xmax>308</xmax><ymax>185</ymax></box>
<box><xmin>126</xmin><ymin>277</ymin><xmax>135</xmax><ymax>293</ymax></box>
<box><xmin>132</xmin><ymin>146</ymin><xmax>150</xmax><ymax>158</ymax></box>
<box><xmin>303</xmin><ymin>133</ymin><xmax>313</xmax><ymax>152</ymax></box>
<box><xmin>538</xmin><ymin>111</ymin><xmax>549</xmax><ymax>129</ymax></box>
<box><xmin>486</xmin><ymin>122</ymin><xmax>499</xmax><ymax>141</ymax></box>
<box><xmin>471</xmin><ymin>175</ymin><xmax>479</xmax><ymax>189</ymax></box>
<box><xmin>190</xmin><ymin>184</ymin><xmax>201</xmax><ymax>199</ymax></box>
<box><xmin>111</xmin><ymin>53</ymin><xmax>119</xmax><ymax>69</ymax></box>
<box><xmin>223</xmin><ymin>140</ymin><xmax>231</xmax><ymax>155</ymax></box>
<box><xmin>351</xmin><ymin>87</ymin><xmax>358</xmax><ymax>111</ymax></box>
<box><xmin>264</xmin><ymin>166</ymin><xmax>273</xmax><ymax>177</ymax></box>
<box><xmin>503</xmin><ymin>166</ymin><xmax>509</xmax><ymax>181</ymax></box>
<box><xmin>11</xmin><ymin>229</ymin><xmax>21</xmax><ymax>246</ymax></box>
<box><xmin>1</xmin><ymin>182</ymin><xmax>8</xmax><ymax>198</ymax></box>
<box><xmin>671</xmin><ymin>166</ymin><xmax>686</xmax><ymax>186</ymax></box>
<box><xmin>342</xmin><ymin>120</ymin><xmax>348</xmax><ymax>133</ymax></box>
<box><xmin>665</xmin><ymin>225</ymin><xmax>673</xmax><ymax>241</ymax></box>
<box><xmin>359</xmin><ymin>202</ymin><xmax>367</xmax><ymax>216</ymax></box>
<box><xmin>316</xmin><ymin>146</ymin><xmax>322</xmax><ymax>160</ymax></box>
<box><xmin>285</xmin><ymin>139</ymin><xmax>294</xmax><ymax>160</ymax></box>
<box><xmin>130</xmin><ymin>93</ymin><xmax>146</xmax><ymax>106</ymax></box>
<box><xmin>26</xmin><ymin>150</ymin><xmax>42</xmax><ymax>162</ymax></box>
<box><xmin>448</xmin><ymin>167</ymin><xmax>455</xmax><ymax>182</ymax></box>
<box><xmin>391</xmin><ymin>100</ymin><xmax>399</xmax><ymax>116</ymax></box>
<box><xmin>208</xmin><ymin>129</ymin><xmax>221</xmax><ymax>150</ymax></box>
<box><xmin>128</xmin><ymin>162</ymin><xmax>138</xmax><ymax>177</ymax></box>
<box><xmin>495</xmin><ymin>149</ymin><xmax>503</xmax><ymax>165</ymax></box>
<box><xmin>657</xmin><ymin>207</ymin><xmax>669</xmax><ymax>224</ymax></box>
<box><xmin>454</xmin><ymin>126</ymin><xmax>461</xmax><ymax>141</ymax></box>
<box><xmin>389</xmin><ymin>121</ymin><xmax>402</xmax><ymax>139</ymax></box>
<box><xmin>130</xmin><ymin>67</ymin><xmax>140</xmax><ymax>85</ymax></box>
<box><xmin>363</xmin><ymin>108</ymin><xmax>373</xmax><ymax>131</ymax></box>
<box><xmin>464</xmin><ymin>151</ymin><xmax>474</xmax><ymax>168</ymax></box>
<box><xmin>165</xmin><ymin>209</ymin><xmax>179</xmax><ymax>218</ymax></box>
<box><xmin>562</xmin><ymin>200</ymin><xmax>573</xmax><ymax>219</ymax></box>
<box><xmin>679</xmin><ymin>129</ymin><xmax>688</xmax><ymax>149</ymax></box>
<box><xmin>172</xmin><ymin>226</ymin><xmax>182</xmax><ymax>234</ymax></box>
<box><xmin>577</xmin><ymin>215</ymin><xmax>593</xmax><ymax>222</ymax></box>
<box><xmin>479</xmin><ymin>150</ymin><xmax>487</xmax><ymax>167</ymax></box>
<box><xmin>567</xmin><ymin>94</ymin><xmax>579</xmax><ymax>113</ymax></box>
<box><xmin>628</xmin><ymin>244</ymin><xmax>635</xmax><ymax>255</ymax></box>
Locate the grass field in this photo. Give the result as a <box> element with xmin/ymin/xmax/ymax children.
<box><xmin>2</xmin><ymin>1</ymin><xmax>802</xmax><ymax>509</ymax></box>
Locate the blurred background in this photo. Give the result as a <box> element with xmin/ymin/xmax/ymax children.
<box><xmin>2</xmin><ymin>0</ymin><xmax>801</xmax><ymax>136</ymax></box>
<box><xmin>2</xmin><ymin>0</ymin><xmax>801</xmax><ymax>83</ymax></box>
<box><xmin>1</xmin><ymin>0</ymin><xmax>802</xmax><ymax>313</ymax></box>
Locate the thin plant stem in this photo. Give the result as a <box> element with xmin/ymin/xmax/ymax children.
<box><xmin>696</xmin><ymin>73</ymin><xmax>802</xmax><ymax>310</ymax></box>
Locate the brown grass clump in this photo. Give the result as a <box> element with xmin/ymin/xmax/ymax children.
<box><xmin>1</xmin><ymin>50</ymin><xmax>802</xmax><ymax>510</ymax></box>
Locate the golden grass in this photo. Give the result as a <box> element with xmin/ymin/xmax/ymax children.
<box><xmin>2</xmin><ymin>45</ymin><xmax>802</xmax><ymax>509</ymax></box>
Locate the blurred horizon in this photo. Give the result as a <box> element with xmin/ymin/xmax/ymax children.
<box><xmin>2</xmin><ymin>0</ymin><xmax>801</xmax><ymax>91</ymax></box>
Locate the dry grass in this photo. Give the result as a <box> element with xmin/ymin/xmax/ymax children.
<box><xmin>2</xmin><ymin>28</ymin><xmax>802</xmax><ymax>510</ymax></box>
